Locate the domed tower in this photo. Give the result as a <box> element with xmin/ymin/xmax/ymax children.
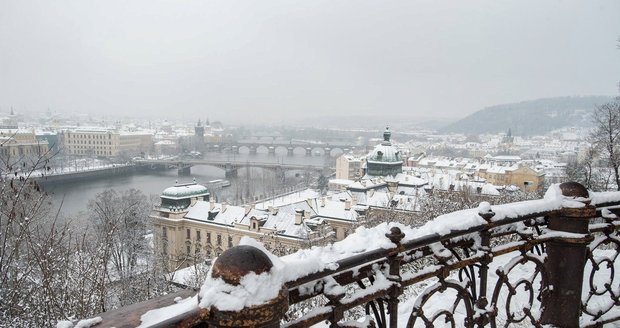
<box><xmin>160</xmin><ymin>182</ymin><xmax>210</xmax><ymax>212</ymax></box>
<box><xmin>194</xmin><ymin>119</ymin><xmax>205</xmax><ymax>151</ymax></box>
<box><xmin>366</xmin><ymin>127</ymin><xmax>403</xmax><ymax>177</ymax></box>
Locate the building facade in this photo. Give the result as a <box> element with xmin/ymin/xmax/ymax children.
<box><xmin>0</xmin><ymin>129</ymin><xmax>49</xmax><ymax>165</ymax></box>
<box><xmin>151</xmin><ymin>184</ymin><xmax>338</xmax><ymax>269</ymax></box>
<box><xmin>61</xmin><ymin>128</ymin><xmax>153</xmax><ymax>158</ymax></box>
<box><xmin>336</xmin><ymin>154</ymin><xmax>365</xmax><ymax>180</ymax></box>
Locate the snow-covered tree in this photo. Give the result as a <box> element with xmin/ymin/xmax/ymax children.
<box><xmin>590</xmin><ymin>97</ymin><xmax>620</xmax><ymax>191</ymax></box>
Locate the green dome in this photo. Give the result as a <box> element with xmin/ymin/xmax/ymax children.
<box><xmin>161</xmin><ymin>183</ymin><xmax>209</xmax><ymax>200</ymax></box>
<box><xmin>367</xmin><ymin>127</ymin><xmax>402</xmax><ymax>164</ymax></box>
<box><xmin>366</xmin><ymin>127</ymin><xmax>403</xmax><ymax>177</ymax></box>
<box><xmin>368</xmin><ymin>143</ymin><xmax>402</xmax><ymax>163</ymax></box>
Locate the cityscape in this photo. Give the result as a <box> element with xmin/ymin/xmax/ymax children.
<box><xmin>1</xmin><ymin>1</ymin><xmax>620</xmax><ymax>328</ymax></box>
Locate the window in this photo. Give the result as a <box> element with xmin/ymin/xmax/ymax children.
<box><xmin>196</xmin><ymin>230</ymin><xmax>201</xmax><ymax>241</ymax></box>
<box><xmin>186</xmin><ymin>229</ymin><xmax>191</xmax><ymax>239</ymax></box>
<box><xmin>207</xmin><ymin>232</ymin><xmax>211</xmax><ymax>244</ymax></box>
<box><xmin>186</xmin><ymin>245</ymin><xmax>191</xmax><ymax>255</ymax></box>
<box><xmin>217</xmin><ymin>234</ymin><xmax>222</xmax><ymax>246</ymax></box>
<box><xmin>228</xmin><ymin>236</ymin><xmax>233</xmax><ymax>248</ymax></box>
<box><xmin>252</xmin><ymin>222</ymin><xmax>257</xmax><ymax>230</ymax></box>
<box><xmin>162</xmin><ymin>227</ymin><xmax>167</xmax><ymax>239</ymax></box>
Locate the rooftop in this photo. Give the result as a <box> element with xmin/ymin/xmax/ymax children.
<box><xmin>161</xmin><ymin>183</ymin><xmax>210</xmax><ymax>200</ymax></box>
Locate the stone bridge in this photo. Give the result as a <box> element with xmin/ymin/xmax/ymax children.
<box><xmin>204</xmin><ymin>140</ymin><xmax>365</xmax><ymax>156</ymax></box>
<box><xmin>136</xmin><ymin>159</ymin><xmax>329</xmax><ymax>177</ymax></box>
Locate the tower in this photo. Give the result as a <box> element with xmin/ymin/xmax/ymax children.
<box><xmin>194</xmin><ymin>119</ymin><xmax>205</xmax><ymax>151</ymax></box>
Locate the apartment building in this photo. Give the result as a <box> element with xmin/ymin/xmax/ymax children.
<box><xmin>0</xmin><ymin>129</ymin><xmax>49</xmax><ymax>161</ymax></box>
<box><xmin>61</xmin><ymin>128</ymin><xmax>152</xmax><ymax>157</ymax></box>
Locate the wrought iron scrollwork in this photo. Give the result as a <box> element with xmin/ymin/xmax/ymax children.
<box><xmin>358</xmin><ymin>276</ymin><xmax>388</xmax><ymax>328</ymax></box>
<box><xmin>489</xmin><ymin>251</ymin><xmax>546</xmax><ymax>327</ymax></box>
<box><xmin>406</xmin><ymin>277</ymin><xmax>475</xmax><ymax>328</ymax></box>
<box><xmin>582</xmin><ymin>234</ymin><xmax>620</xmax><ymax>324</ymax></box>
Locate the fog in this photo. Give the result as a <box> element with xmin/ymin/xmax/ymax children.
<box><xmin>1</xmin><ymin>0</ymin><xmax>619</xmax><ymax>124</ymax></box>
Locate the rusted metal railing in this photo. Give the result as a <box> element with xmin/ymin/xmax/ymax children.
<box><xmin>97</xmin><ymin>182</ymin><xmax>620</xmax><ymax>327</ymax></box>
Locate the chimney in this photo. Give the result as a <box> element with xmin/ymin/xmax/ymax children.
<box><xmin>209</xmin><ymin>199</ymin><xmax>215</xmax><ymax>210</ymax></box>
<box><xmin>345</xmin><ymin>199</ymin><xmax>351</xmax><ymax>210</ymax></box>
<box><xmin>294</xmin><ymin>209</ymin><xmax>303</xmax><ymax>225</ymax></box>
<box><xmin>321</xmin><ymin>197</ymin><xmax>326</xmax><ymax>207</ymax></box>
<box><xmin>352</xmin><ymin>196</ymin><xmax>358</xmax><ymax>206</ymax></box>
<box><xmin>272</xmin><ymin>207</ymin><xmax>279</xmax><ymax>215</ymax></box>
<box><xmin>221</xmin><ymin>202</ymin><xmax>227</xmax><ymax>212</ymax></box>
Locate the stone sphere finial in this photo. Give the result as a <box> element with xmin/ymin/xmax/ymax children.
<box><xmin>559</xmin><ymin>182</ymin><xmax>589</xmax><ymax>199</ymax></box>
<box><xmin>386</xmin><ymin>226</ymin><xmax>405</xmax><ymax>244</ymax></box>
<box><xmin>211</xmin><ymin>245</ymin><xmax>273</xmax><ymax>285</ymax></box>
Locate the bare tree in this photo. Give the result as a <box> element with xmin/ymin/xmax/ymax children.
<box><xmin>590</xmin><ymin>97</ymin><xmax>620</xmax><ymax>190</ymax></box>
<box><xmin>88</xmin><ymin>189</ymin><xmax>155</xmax><ymax>309</ymax></box>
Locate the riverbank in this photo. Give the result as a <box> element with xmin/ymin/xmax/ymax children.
<box><xmin>35</xmin><ymin>164</ymin><xmax>138</xmax><ymax>186</ymax></box>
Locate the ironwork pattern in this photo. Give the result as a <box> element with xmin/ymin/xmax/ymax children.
<box><xmin>581</xmin><ymin>208</ymin><xmax>620</xmax><ymax>327</ymax></box>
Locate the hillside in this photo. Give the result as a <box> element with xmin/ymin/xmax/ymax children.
<box><xmin>441</xmin><ymin>96</ymin><xmax>613</xmax><ymax>136</ymax></box>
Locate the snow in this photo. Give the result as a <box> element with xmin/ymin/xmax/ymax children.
<box><xmin>341</xmin><ymin>270</ymin><xmax>394</xmax><ymax>305</ymax></box>
<box><xmin>198</xmin><ymin>237</ymin><xmax>286</xmax><ymax>311</ymax></box>
<box><xmin>254</xmin><ymin>189</ymin><xmax>320</xmax><ymax>210</ymax></box>
<box><xmin>56</xmin><ymin>317</ymin><xmax>102</xmax><ymax>328</ymax></box>
<box><xmin>481</xmin><ymin>183</ymin><xmax>500</xmax><ymax>196</ymax></box>
<box><xmin>283</xmin><ymin>306</ymin><xmax>334</xmax><ymax>327</ymax></box>
<box><xmin>138</xmin><ymin>296</ymin><xmax>198</xmax><ymax>328</ymax></box>
<box><xmin>74</xmin><ymin>318</ymin><xmax>103</xmax><ymax>328</ymax></box>
<box><xmin>56</xmin><ymin>321</ymin><xmax>74</xmax><ymax>328</ymax></box>
<box><xmin>161</xmin><ymin>183</ymin><xmax>209</xmax><ymax>199</ymax></box>
<box><xmin>143</xmin><ymin>183</ymin><xmax>620</xmax><ymax>326</ymax></box>
<box><xmin>196</xmin><ymin>183</ymin><xmax>586</xmax><ymax>311</ymax></box>
<box><xmin>591</xmin><ymin>191</ymin><xmax>620</xmax><ymax>206</ymax></box>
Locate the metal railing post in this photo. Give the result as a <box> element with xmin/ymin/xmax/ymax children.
<box><xmin>385</xmin><ymin>227</ymin><xmax>405</xmax><ymax>328</ymax></box>
<box><xmin>540</xmin><ymin>182</ymin><xmax>595</xmax><ymax>327</ymax></box>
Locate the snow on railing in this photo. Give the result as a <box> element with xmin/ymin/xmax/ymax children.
<box><xmin>87</xmin><ymin>182</ymin><xmax>620</xmax><ymax>328</ymax></box>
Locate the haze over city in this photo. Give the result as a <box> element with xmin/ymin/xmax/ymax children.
<box><xmin>1</xmin><ymin>0</ymin><xmax>619</xmax><ymax>124</ymax></box>
<box><xmin>3</xmin><ymin>1</ymin><xmax>620</xmax><ymax>327</ymax></box>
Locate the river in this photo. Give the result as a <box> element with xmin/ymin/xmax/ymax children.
<box><xmin>44</xmin><ymin>151</ymin><xmax>336</xmax><ymax>217</ymax></box>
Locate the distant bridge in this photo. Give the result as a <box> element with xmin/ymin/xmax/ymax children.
<box><xmin>136</xmin><ymin>159</ymin><xmax>329</xmax><ymax>177</ymax></box>
<box><xmin>203</xmin><ymin>140</ymin><xmax>366</xmax><ymax>156</ymax></box>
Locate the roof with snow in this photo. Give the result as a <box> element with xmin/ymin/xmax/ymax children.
<box><xmin>161</xmin><ymin>183</ymin><xmax>209</xmax><ymax>200</ymax></box>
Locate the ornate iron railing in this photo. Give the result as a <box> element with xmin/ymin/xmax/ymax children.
<box><xmin>97</xmin><ymin>182</ymin><xmax>620</xmax><ymax>328</ymax></box>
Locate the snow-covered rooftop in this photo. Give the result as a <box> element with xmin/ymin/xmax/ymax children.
<box><xmin>161</xmin><ymin>183</ymin><xmax>209</xmax><ymax>200</ymax></box>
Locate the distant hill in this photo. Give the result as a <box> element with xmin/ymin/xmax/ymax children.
<box><xmin>441</xmin><ymin>96</ymin><xmax>614</xmax><ymax>136</ymax></box>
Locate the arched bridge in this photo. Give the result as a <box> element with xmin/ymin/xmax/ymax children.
<box><xmin>136</xmin><ymin>159</ymin><xmax>329</xmax><ymax>177</ymax></box>
<box><xmin>204</xmin><ymin>140</ymin><xmax>365</xmax><ymax>156</ymax></box>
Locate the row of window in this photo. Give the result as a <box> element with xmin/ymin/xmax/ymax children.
<box><xmin>162</xmin><ymin>227</ymin><xmax>233</xmax><ymax>247</ymax></box>
<box><xmin>66</xmin><ymin>133</ymin><xmax>112</xmax><ymax>139</ymax></box>
<box><xmin>185</xmin><ymin>244</ymin><xmax>222</xmax><ymax>258</ymax></box>
<box><xmin>70</xmin><ymin>149</ymin><xmax>113</xmax><ymax>156</ymax></box>
<box><xmin>71</xmin><ymin>145</ymin><xmax>112</xmax><ymax>149</ymax></box>
<box><xmin>68</xmin><ymin>140</ymin><xmax>113</xmax><ymax>145</ymax></box>
<box><xmin>0</xmin><ymin>146</ymin><xmax>45</xmax><ymax>156</ymax></box>
<box><xmin>184</xmin><ymin>228</ymin><xmax>233</xmax><ymax>247</ymax></box>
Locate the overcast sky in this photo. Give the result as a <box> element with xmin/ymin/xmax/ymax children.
<box><xmin>1</xmin><ymin>0</ymin><xmax>619</xmax><ymax>124</ymax></box>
